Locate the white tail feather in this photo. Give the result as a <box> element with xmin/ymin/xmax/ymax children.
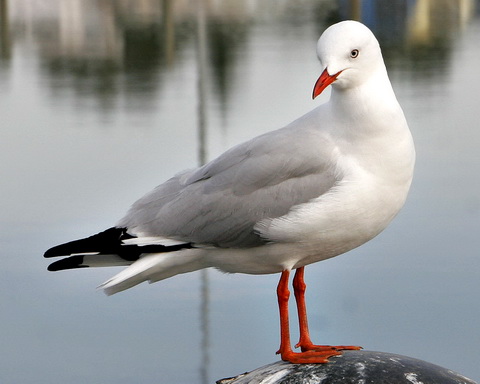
<box><xmin>82</xmin><ymin>254</ymin><xmax>132</xmax><ymax>268</ymax></box>
<box><xmin>99</xmin><ymin>249</ymin><xmax>205</xmax><ymax>295</ymax></box>
<box><xmin>121</xmin><ymin>237</ymin><xmax>186</xmax><ymax>247</ymax></box>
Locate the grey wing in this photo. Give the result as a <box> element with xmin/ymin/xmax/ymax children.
<box><xmin>117</xmin><ymin>126</ymin><xmax>339</xmax><ymax>248</ymax></box>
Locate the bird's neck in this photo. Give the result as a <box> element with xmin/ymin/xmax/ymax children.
<box><xmin>327</xmin><ymin>68</ymin><xmax>414</xmax><ymax>187</ymax></box>
<box><xmin>330</xmin><ymin>68</ymin><xmax>399</xmax><ymax>124</ymax></box>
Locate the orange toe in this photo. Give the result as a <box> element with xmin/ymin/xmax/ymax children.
<box><xmin>280</xmin><ymin>348</ymin><xmax>341</xmax><ymax>364</ymax></box>
<box><xmin>333</xmin><ymin>345</ymin><xmax>362</xmax><ymax>351</ymax></box>
<box><xmin>295</xmin><ymin>341</ymin><xmax>362</xmax><ymax>353</ymax></box>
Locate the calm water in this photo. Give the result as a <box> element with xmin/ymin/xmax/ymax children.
<box><xmin>1</xmin><ymin>1</ymin><xmax>479</xmax><ymax>383</ymax></box>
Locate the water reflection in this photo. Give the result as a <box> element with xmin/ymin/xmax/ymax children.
<box><xmin>1</xmin><ymin>1</ymin><xmax>478</xmax><ymax>383</ymax></box>
<box><xmin>1</xmin><ymin>0</ymin><xmax>475</xmax><ymax>112</ymax></box>
<box><xmin>0</xmin><ymin>0</ymin><xmax>10</xmax><ymax>63</ymax></box>
<box><xmin>195</xmin><ymin>2</ymin><xmax>210</xmax><ymax>382</ymax></box>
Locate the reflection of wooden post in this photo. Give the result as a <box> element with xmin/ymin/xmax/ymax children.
<box><xmin>196</xmin><ymin>0</ymin><xmax>208</xmax><ymax>167</ymax></box>
<box><xmin>0</xmin><ymin>0</ymin><xmax>11</xmax><ymax>60</ymax></box>
<box><xmin>350</xmin><ymin>0</ymin><xmax>362</xmax><ymax>21</ymax></box>
<box><xmin>406</xmin><ymin>0</ymin><xmax>431</xmax><ymax>45</ymax></box>
<box><xmin>458</xmin><ymin>0</ymin><xmax>476</xmax><ymax>27</ymax></box>
<box><xmin>163</xmin><ymin>0</ymin><xmax>175</xmax><ymax>67</ymax></box>
<box><xmin>196</xmin><ymin>1</ymin><xmax>210</xmax><ymax>384</ymax></box>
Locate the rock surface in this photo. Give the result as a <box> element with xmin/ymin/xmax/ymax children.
<box><xmin>216</xmin><ymin>350</ymin><xmax>477</xmax><ymax>384</ymax></box>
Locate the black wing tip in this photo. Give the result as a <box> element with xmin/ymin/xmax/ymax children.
<box><xmin>44</xmin><ymin>227</ymin><xmax>131</xmax><ymax>258</ymax></box>
<box><xmin>44</xmin><ymin>245</ymin><xmax>65</xmax><ymax>258</ymax></box>
<box><xmin>44</xmin><ymin>227</ymin><xmax>195</xmax><ymax>272</ymax></box>
<box><xmin>47</xmin><ymin>256</ymin><xmax>89</xmax><ymax>271</ymax></box>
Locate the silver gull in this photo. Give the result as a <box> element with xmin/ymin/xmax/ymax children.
<box><xmin>45</xmin><ymin>20</ymin><xmax>415</xmax><ymax>364</ymax></box>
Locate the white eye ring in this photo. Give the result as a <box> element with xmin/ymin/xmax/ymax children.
<box><xmin>350</xmin><ymin>49</ymin><xmax>359</xmax><ymax>58</ymax></box>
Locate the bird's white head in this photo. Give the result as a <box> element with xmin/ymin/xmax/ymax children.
<box><xmin>313</xmin><ymin>20</ymin><xmax>384</xmax><ymax>99</ymax></box>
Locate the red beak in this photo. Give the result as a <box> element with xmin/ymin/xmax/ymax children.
<box><xmin>312</xmin><ymin>68</ymin><xmax>342</xmax><ymax>99</ymax></box>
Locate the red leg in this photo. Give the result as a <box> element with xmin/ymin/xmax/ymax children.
<box><xmin>276</xmin><ymin>269</ymin><xmax>341</xmax><ymax>363</ymax></box>
<box><xmin>292</xmin><ymin>266</ymin><xmax>362</xmax><ymax>352</ymax></box>
<box><xmin>276</xmin><ymin>270</ymin><xmax>293</xmax><ymax>357</ymax></box>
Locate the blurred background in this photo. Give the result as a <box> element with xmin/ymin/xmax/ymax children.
<box><xmin>1</xmin><ymin>0</ymin><xmax>479</xmax><ymax>383</ymax></box>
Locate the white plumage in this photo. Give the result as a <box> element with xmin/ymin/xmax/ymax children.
<box><xmin>45</xmin><ymin>20</ymin><xmax>415</xmax><ymax>363</ymax></box>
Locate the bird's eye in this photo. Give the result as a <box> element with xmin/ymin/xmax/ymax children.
<box><xmin>350</xmin><ymin>49</ymin><xmax>359</xmax><ymax>58</ymax></box>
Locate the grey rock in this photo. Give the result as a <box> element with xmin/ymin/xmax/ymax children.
<box><xmin>217</xmin><ymin>350</ymin><xmax>477</xmax><ymax>384</ymax></box>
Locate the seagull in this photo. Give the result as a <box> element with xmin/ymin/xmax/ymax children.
<box><xmin>44</xmin><ymin>20</ymin><xmax>415</xmax><ymax>364</ymax></box>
